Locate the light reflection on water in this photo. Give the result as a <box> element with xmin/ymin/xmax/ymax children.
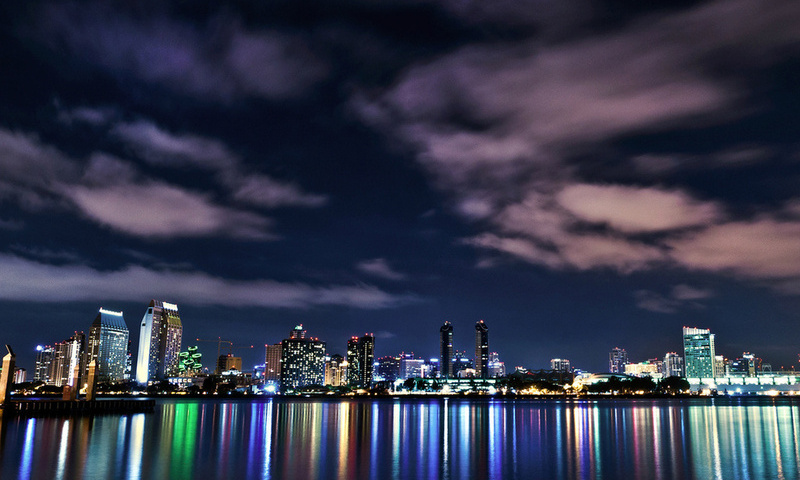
<box><xmin>1</xmin><ymin>398</ymin><xmax>799</xmax><ymax>479</ymax></box>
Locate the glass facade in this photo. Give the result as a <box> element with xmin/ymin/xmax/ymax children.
<box><xmin>683</xmin><ymin>326</ymin><xmax>716</xmax><ymax>378</ymax></box>
<box><xmin>86</xmin><ymin>308</ymin><xmax>129</xmax><ymax>383</ymax></box>
<box><xmin>347</xmin><ymin>334</ymin><xmax>375</xmax><ymax>388</ymax></box>
<box><xmin>136</xmin><ymin>300</ymin><xmax>183</xmax><ymax>383</ymax></box>
<box><xmin>280</xmin><ymin>328</ymin><xmax>326</xmax><ymax>391</ymax></box>
<box><xmin>475</xmin><ymin>320</ymin><xmax>489</xmax><ymax>379</ymax></box>
<box><xmin>440</xmin><ymin>322</ymin><xmax>454</xmax><ymax>378</ymax></box>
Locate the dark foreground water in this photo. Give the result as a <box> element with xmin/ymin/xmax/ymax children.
<box><xmin>1</xmin><ymin>397</ymin><xmax>799</xmax><ymax>480</ymax></box>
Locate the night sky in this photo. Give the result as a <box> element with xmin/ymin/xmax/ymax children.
<box><xmin>3</xmin><ymin>0</ymin><xmax>800</xmax><ymax>374</ymax></box>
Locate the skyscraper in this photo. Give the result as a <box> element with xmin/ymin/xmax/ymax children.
<box><xmin>34</xmin><ymin>345</ymin><xmax>54</xmax><ymax>384</ymax></box>
<box><xmin>136</xmin><ymin>300</ymin><xmax>183</xmax><ymax>384</ymax></box>
<box><xmin>551</xmin><ymin>358</ymin><xmax>572</xmax><ymax>373</ymax></box>
<box><xmin>347</xmin><ymin>334</ymin><xmax>375</xmax><ymax>389</ymax></box>
<box><xmin>475</xmin><ymin>320</ymin><xmax>489</xmax><ymax>379</ymax></box>
<box><xmin>609</xmin><ymin>347</ymin><xmax>628</xmax><ymax>374</ymax></box>
<box><xmin>374</xmin><ymin>356</ymin><xmax>401</xmax><ymax>383</ymax></box>
<box><xmin>683</xmin><ymin>326</ymin><xmax>716</xmax><ymax>378</ymax></box>
<box><xmin>264</xmin><ymin>343</ymin><xmax>282</xmax><ymax>382</ymax></box>
<box><xmin>280</xmin><ymin>325</ymin><xmax>326</xmax><ymax>391</ymax></box>
<box><xmin>52</xmin><ymin>332</ymin><xmax>85</xmax><ymax>387</ymax></box>
<box><xmin>488</xmin><ymin>352</ymin><xmax>506</xmax><ymax>377</ymax></box>
<box><xmin>440</xmin><ymin>321</ymin><xmax>454</xmax><ymax>378</ymax></box>
<box><xmin>86</xmin><ymin>308</ymin><xmax>130</xmax><ymax>383</ymax></box>
<box><xmin>663</xmin><ymin>352</ymin><xmax>684</xmax><ymax>377</ymax></box>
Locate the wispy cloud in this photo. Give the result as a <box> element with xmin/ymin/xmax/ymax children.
<box><xmin>635</xmin><ymin>284</ymin><xmax>714</xmax><ymax>314</ymax></box>
<box><xmin>0</xmin><ymin>254</ymin><xmax>418</xmax><ymax>309</ymax></box>
<box><xmin>356</xmin><ymin>258</ymin><xmax>408</xmax><ymax>281</ymax></box>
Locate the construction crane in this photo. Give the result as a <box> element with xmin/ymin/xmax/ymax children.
<box><xmin>195</xmin><ymin>338</ymin><xmax>233</xmax><ymax>362</ymax></box>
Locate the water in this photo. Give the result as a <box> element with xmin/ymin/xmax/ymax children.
<box><xmin>1</xmin><ymin>397</ymin><xmax>799</xmax><ymax>480</ymax></box>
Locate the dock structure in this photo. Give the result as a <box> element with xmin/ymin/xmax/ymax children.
<box><xmin>8</xmin><ymin>399</ymin><xmax>156</xmax><ymax>416</ymax></box>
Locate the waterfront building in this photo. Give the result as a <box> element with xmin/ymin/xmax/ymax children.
<box><xmin>86</xmin><ymin>308</ymin><xmax>129</xmax><ymax>383</ymax></box>
<box><xmin>475</xmin><ymin>320</ymin><xmax>489</xmax><ymax>379</ymax></box>
<box><xmin>683</xmin><ymin>326</ymin><xmax>716</xmax><ymax>378</ymax></box>
<box><xmin>324</xmin><ymin>354</ymin><xmax>348</xmax><ymax>386</ymax></box>
<box><xmin>217</xmin><ymin>354</ymin><xmax>242</xmax><ymax>373</ymax></box>
<box><xmin>422</xmin><ymin>358</ymin><xmax>440</xmax><ymax>378</ymax></box>
<box><xmin>440</xmin><ymin>321</ymin><xmax>454</xmax><ymax>378</ymax></box>
<box><xmin>34</xmin><ymin>345</ymin><xmax>54</xmax><ymax>384</ymax></box>
<box><xmin>714</xmin><ymin>355</ymin><xmax>726</xmax><ymax>378</ymax></box>
<box><xmin>178</xmin><ymin>346</ymin><xmax>203</xmax><ymax>375</ymax></box>
<box><xmin>609</xmin><ymin>347</ymin><xmax>628</xmax><ymax>374</ymax></box>
<box><xmin>488</xmin><ymin>352</ymin><xmax>506</xmax><ymax>378</ymax></box>
<box><xmin>280</xmin><ymin>325</ymin><xmax>326</xmax><ymax>391</ymax></box>
<box><xmin>135</xmin><ymin>300</ymin><xmax>183</xmax><ymax>384</ymax></box>
<box><xmin>453</xmin><ymin>350</ymin><xmax>474</xmax><ymax>377</ymax></box>
<box><xmin>264</xmin><ymin>343</ymin><xmax>282</xmax><ymax>382</ymax></box>
<box><xmin>663</xmin><ymin>352</ymin><xmax>684</xmax><ymax>377</ymax></box>
<box><xmin>731</xmin><ymin>353</ymin><xmax>757</xmax><ymax>377</ymax></box>
<box><xmin>347</xmin><ymin>334</ymin><xmax>375</xmax><ymax>388</ymax></box>
<box><xmin>400</xmin><ymin>353</ymin><xmax>425</xmax><ymax>379</ymax></box>
<box><xmin>52</xmin><ymin>332</ymin><xmax>85</xmax><ymax>387</ymax></box>
<box><xmin>374</xmin><ymin>356</ymin><xmax>400</xmax><ymax>383</ymax></box>
<box><xmin>551</xmin><ymin>358</ymin><xmax>572</xmax><ymax>373</ymax></box>
<box><xmin>624</xmin><ymin>361</ymin><xmax>660</xmax><ymax>378</ymax></box>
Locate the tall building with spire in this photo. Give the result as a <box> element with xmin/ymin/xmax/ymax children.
<box><xmin>136</xmin><ymin>300</ymin><xmax>182</xmax><ymax>384</ymax></box>
<box><xmin>347</xmin><ymin>334</ymin><xmax>375</xmax><ymax>389</ymax></box>
<box><xmin>474</xmin><ymin>320</ymin><xmax>489</xmax><ymax>379</ymax></box>
<box><xmin>86</xmin><ymin>308</ymin><xmax>129</xmax><ymax>383</ymax></box>
<box><xmin>440</xmin><ymin>321</ymin><xmax>454</xmax><ymax>378</ymax></box>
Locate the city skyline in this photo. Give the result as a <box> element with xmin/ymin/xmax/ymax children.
<box><xmin>3</xmin><ymin>1</ymin><xmax>800</xmax><ymax>374</ymax></box>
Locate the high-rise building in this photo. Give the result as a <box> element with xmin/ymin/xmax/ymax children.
<box><xmin>52</xmin><ymin>332</ymin><xmax>85</xmax><ymax>387</ymax></box>
<box><xmin>488</xmin><ymin>352</ymin><xmax>506</xmax><ymax>378</ymax></box>
<box><xmin>683</xmin><ymin>327</ymin><xmax>716</xmax><ymax>378</ymax></box>
<box><xmin>135</xmin><ymin>300</ymin><xmax>183</xmax><ymax>384</ymax></box>
<box><xmin>280</xmin><ymin>325</ymin><xmax>326</xmax><ymax>391</ymax></box>
<box><xmin>347</xmin><ymin>334</ymin><xmax>375</xmax><ymax>389</ymax></box>
<box><xmin>663</xmin><ymin>352</ymin><xmax>684</xmax><ymax>377</ymax></box>
<box><xmin>264</xmin><ymin>343</ymin><xmax>282</xmax><ymax>382</ymax></box>
<box><xmin>86</xmin><ymin>308</ymin><xmax>130</xmax><ymax>383</ymax></box>
<box><xmin>452</xmin><ymin>350</ymin><xmax>473</xmax><ymax>377</ymax></box>
<box><xmin>399</xmin><ymin>353</ymin><xmax>425</xmax><ymax>379</ymax></box>
<box><xmin>324</xmin><ymin>354</ymin><xmax>348</xmax><ymax>386</ymax></box>
<box><xmin>34</xmin><ymin>345</ymin><xmax>54</xmax><ymax>384</ymax></box>
<box><xmin>475</xmin><ymin>320</ymin><xmax>489</xmax><ymax>379</ymax></box>
<box><xmin>440</xmin><ymin>321</ymin><xmax>454</xmax><ymax>378</ymax></box>
<box><xmin>609</xmin><ymin>347</ymin><xmax>628</xmax><ymax>374</ymax></box>
<box><xmin>551</xmin><ymin>358</ymin><xmax>572</xmax><ymax>373</ymax></box>
<box><xmin>731</xmin><ymin>352</ymin><xmax>757</xmax><ymax>377</ymax></box>
<box><xmin>374</xmin><ymin>355</ymin><xmax>401</xmax><ymax>383</ymax></box>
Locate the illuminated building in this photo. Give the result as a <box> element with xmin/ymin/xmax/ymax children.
<box><xmin>86</xmin><ymin>308</ymin><xmax>129</xmax><ymax>383</ymax></box>
<box><xmin>663</xmin><ymin>352</ymin><xmax>684</xmax><ymax>377</ymax></box>
<box><xmin>609</xmin><ymin>347</ymin><xmax>628</xmax><ymax>374</ymax></box>
<box><xmin>400</xmin><ymin>353</ymin><xmax>424</xmax><ymax>379</ymax></box>
<box><xmin>440</xmin><ymin>321</ymin><xmax>454</xmax><ymax>378</ymax></box>
<box><xmin>52</xmin><ymin>332</ymin><xmax>85</xmax><ymax>387</ymax></box>
<box><xmin>347</xmin><ymin>334</ymin><xmax>375</xmax><ymax>388</ymax></box>
<box><xmin>217</xmin><ymin>354</ymin><xmax>242</xmax><ymax>373</ymax></box>
<box><xmin>488</xmin><ymin>352</ymin><xmax>506</xmax><ymax>377</ymax></box>
<box><xmin>475</xmin><ymin>320</ymin><xmax>489</xmax><ymax>379</ymax></box>
<box><xmin>324</xmin><ymin>354</ymin><xmax>347</xmax><ymax>386</ymax></box>
<box><xmin>624</xmin><ymin>361</ymin><xmax>660</xmax><ymax>378</ymax></box>
<box><xmin>731</xmin><ymin>352</ymin><xmax>757</xmax><ymax>377</ymax></box>
<box><xmin>264</xmin><ymin>343</ymin><xmax>282</xmax><ymax>382</ymax></box>
<box><xmin>13</xmin><ymin>368</ymin><xmax>26</xmax><ymax>384</ymax></box>
<box><xmin>550</xmin><ymin>358</ymin><xmax>571</xmax><ymax>373</ymax></box>
<box><xmin>374</xmin><ymin>356</ymin><xmax>400</xmax><ymax>383</ymax></box>
<box><xmin>135</xmin><ymin>300</ymin><xmax>183</xmax><ymax>384</ymax></box>
<box><xmin>452</xmin><ymin>350</ymin><xmax>473</xmax><ymax>377</ymax></box>
<box><xmin>34</xmin><ymin>345</ymin><xmax>54</xmax><ymax>384</ymax></box>
<box><xmin>683</xmin><ymin>326</ymin><xmax>716</xmax><ymax>378</ymax></box>
<box><xmin>280</xmin><ymin>325</ymin><xmax>326</xmax><ymax>391</ymax></box>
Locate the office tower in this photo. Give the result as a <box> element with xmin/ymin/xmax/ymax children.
<box><xmin>374</xmin><ymin>356</ymin><xmax>401</xmax><ymax>383</ymax></box>
<box><xmin>440</xmin><ymin>321</ymin><xmax>454</xmax><ymax>378</ymax></box>
<box><xmin>264</xmin><ymin>343</ymin><xmax>282</xmax><ymax>382</ymax></box>
<box><xmin>609</xmin><ymin>347</ymin><xmax>628</xmax><ymax>374</ymax></box>
<box><xmin>399</xmin><ymin>353</ymin><xmax>425</xmax><ymax>379</ymax></box>
<box><xmin>34</xmin><ymin>345</ymin><xmax>54</xmax><ymax>383</ymax></box>
<box><xmin>52</xmin><ymin>332</ymin><xmax>85</xmax><ymax>387</ymax></box>
<box><xmin>325</xmin><ymin>354</ymin><xmax>348</xmax><ymax>386</ymax></box>
<box><xmin>136</xmin><ymin>300</ymin><xmax>183</xmax><ymax>384</ymax></box>
<box><xmin>550</xmin><ymin>358</ymin><xmax>572</xmax><ymax>373</ymax></box>
<box><xmin>683</xmin><ymin>326</ymin><xmax>716</xmax><ymax>378</ymax></box>
<box><xmin>452</xmin><ymin>350</ymin><xmax>474</xmax><ymax>377</ymax></box>
<box><xmin>488</xmin><ymin>352</ymin><xmax>506</xmax><ymax>378</ymax></box>
<box><xmin>347</xmin><ymin>334</ymin><xmax>375</xmax><ymax>389</ymax></box>
<box><xmin>280</xmin><ymin>325</ymin><xmax>326</xmax><ymax>391</ymax></box>
<box><xmin>731</xmin><ymin>353</ymin><xmax>757</xmax><ymax>377</ymax></box>
<box><xmin>13</xmin><ymin>368</ymin><xmax>26</xmax><ymax>384</ymax></box>
<box><xmin>475</xmin><ymin>320</ymin><xmax>489</xmax><ymax>379</ymax></box>
<box><xmin>86</xmin><ymin>308</ymin><xmax>130</xmax><ymax>383</ymax></box>
<box><xmin>124</xmin><ymin>340</ymin><xmax>132</xmax><ymax>381</ymax></box>
<box><xmin>663</xmin><ymin>352</ymin><xmax>684</xmax><ymax>377</ymax></box>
